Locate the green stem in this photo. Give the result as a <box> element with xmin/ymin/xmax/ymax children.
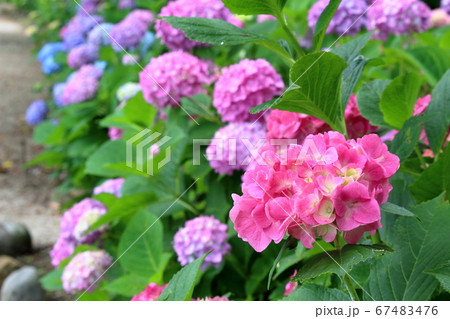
<box><xmin>277</xmin><ymin>14</ymin><xmax>305</xmax><ymax>58</ymax></box>
<box><xmin>343</xmin><ymin>274</ymin><xmax>360</xmax><ymax>301</ymax></box>
<box><xmin>371</xmin><ymin>231</ymin><xmax>381</xmax><ymax>245</ymax></box>
<box><xmin>414</xmin><ymin>146</ymin><xmax>427</xmax><ymax>168</ymax></box>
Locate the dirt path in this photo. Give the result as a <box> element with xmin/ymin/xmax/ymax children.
<box><xmin>0</xmin><ymin>6</ymin><xmax>60</xmax><ymax>251</ymax></box>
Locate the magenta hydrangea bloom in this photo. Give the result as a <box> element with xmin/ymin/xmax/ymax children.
<box><xmin>139</xmin><ymin>51</ymin><xmax>216</xmax><ymax>110</ymax></box>
<box><xmin>206</xmin><ymin>122</ymin><xmax>266</xmax><ymax>175</ymax></box>
<box><xmin>230</xmin><ymin>131</ymin><xmax>399</xmax><ymax>252</ymax></box>
<box><xmin>173</xmin><ymin>216</ymin><xmax>231</xmax><ymax>270</ymax></box>
<box><xmin>213</xmin><ymin>59</ymin><xmax>284</xmax><ymax>123</ymax></box>
<box><xmin>283</xmin><ymin>270</ymin><xmax>298</xmax><ymax>296</ymax></box>
<box><xmin>62</xmin><ymin>250</ymin><xmax>112</xmax><ymax>293</ymax></box>
<box><xmin>156</xmin><ymin>0</ymin><xmax>240</xmax><ymax>51</ymax></box>
<box><xmin>108</xmin><ymin>127</ymin><xmax>124</xmax><ymax>140</ymax></box>
<box><xmin>110</xmin><ymin>9</ymin><xmax>154</xmax><ymax>51</ymax></box>
<box><xmin>67</xmin><ymin>43</ymin><xmax>99</xmax><ymax>69</ymax></box>
<box><xmin>50</xmin><ymin>198</ymin><xmax>108</xmax><ymax>267</ymax></box>
<box><xmin>93</xmin><ymin>178</ymin><xmax>125</xmax><ymax>198</ymax></box>
<box><xmin>308</xmin><ymin>0</ymin><xmax>368</xmax><ymax>36</ymax></box>
<box><xmin>131</xmin><ymin>283</ymin><xmax>167</xmax><ymax>301</ymax></box>
<box><xmin>60</xmin><ymin>64</ymin><xmax>103</xmax><ymax>106</ymax></box>
<box><xmin>367</xmin><ymin>0</ymin><xmax>431</xmax><ymax>40</ymax></box>
<box><xmin>345</xmin><ymin>94</ymin><xmax>377</xmax><ymax>139</ymax></box>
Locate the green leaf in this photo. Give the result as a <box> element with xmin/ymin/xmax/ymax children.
<box><xmin>40</xmin><ymin>269</ymin><xmax>63</xmax><ymax>291</ymax></box>
<box><xmin>180</xmin><ymin>94</ymin><xmax>214</xmax><ymax>118</ymax></box>
<box><xmin>341</xmin><ymin>55</ymin><xmax>370</xmax><ymax>110</ymax></box>
<box><xmin>117</xmin><ymin>209</ymin><xmax>163</xmax><ymax>279</ymax></box>
<box><xmin>124</xmin><ymin>92</ymin><xmax>157</xmax><ymax>127</ymax></box>
<box><xmin>381</xmin><ymin>202</ymin><xmax>415</xmax><ymax>217</ymax></box>
<box><xmin>294</xmin><ymin>244</ymin><xmax>391</xmax><ymax>282</ymax></box>
<box><xmin>424</xmin><ymin>70</ymin><xmax>450</xmax><ymax>154</ymax></box>
<box><xmin>405</xmin><ymin>47</ymin><xmax>450</xmax><ymax>86</ymax></box>
<box><xmin>380</xmin><ymin>73</ymin><xmax>422</xmax><ymax>129</ymax></box>
<box><xmin>390</xmin><ymin>116</ymin><xmax>423</xmax><ymax>162</ymax></box>
<box><xmin>249</xmin><ymin>99</ymin><xmax>277</xmax><ymax>114</ymax></box>
<box><xmin>313</xmin><ymin>0</ymin><xmax>342</xmax><ymax>51</ymax></box>
<box><xmin>281</xmin><ymin>283</ymin><xmax>351</xmax><ymax>301</ymax></box>
<box><xmin>357</xmin><ymin>80</ymin><xmax>390</xmax><ymax>127</ymax></box>
<box><xmin>365</xmin><ymin>194</ymin><xmax>450</xmax><ymax>300</ymax></box>
<box><xmin>158</xmin><ymin>253</ymin><xmax>209</xmax><ymax>301</ymax></box>
<box><xmin>222</xmin><ymin>0</ymin><xmax>287</xmax><ymax>17</ymax></box>
<box><xmin>103</xmin><ymin>275</ymin><xmax>149</xmax><ymax>297</ymax></box>
<box><xmin>272</xmin><ymin>52</ymin><xmax>348</xmax><ymax>133</ymax></box>
<box><xmin>331</xmin><ymin>32</ymin><xmax>372</xmax><ymax>63</ymax></box>
<box><xmin>425</xmin><ymin>262</ymin><xmax>450</xmax><ymax>293</ymax></box>
<box><xmin>161</xmin><ymin>17</ymin><xmax>293</xmax><ymax>63</ymax></box>
<box><xmin>85</xmin><ymin>140</ymin><xmax>127</xmax><ymax>177</ymax></box>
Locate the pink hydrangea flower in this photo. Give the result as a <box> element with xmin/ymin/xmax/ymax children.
<box><xmin>206</xmin><ymin>122</ymin><xmax>266</xmax><ymax>175</ymax></box>
<box><xmin>62</xmin><ymin>250</ymin><xmax>112</xmax><ymax>293</ymax></box>
<box><xmin>131</xmin><ymin>283</ymin><xmax>167</xmax><ymax>301</ymax></box>
<box><xmin>230</xmin><ymin>132</ymin><xmax>399</xmax><ymax>252</ymax></box>
<box><xmin>257</xmin><ymin>15</ymin><xmax>277</xmax><ymax>23</ymax></box>
<box><xmin>139</xmin><ymin>51</ymin><xmax>216</xmax><ymax>110</ymax></box>
<box><xmin>108</xmin><ymin>127</ymin><xmax>124</xmax><ymax>140</ymax></box>
<box><xmin>283</xmin><ymin>270</ymin><xmax>298</xmax><ymax>296</ymax></box>
<box><xmin>93</xmin><ymin>178</ymin><xmax>125</xmax><ymax>198</ymax></box>
<box><xmin>60</xmin><ymin>64</ymin><xmax>103</xmax><ymax>106</ymax></box>
<box><xmin>173</xmin><ymin>216</ymin><xmax>231</xmax><ymax>270</ymax></box>
<box><xmin>156</xmin><ymin>0</ymin><xmax>241</xmax><ymax>51</ymax></box>
<box><xmin>213</xmin><ymin>59</ymin><xmax>284</xmax><ymax>123</ymax></box>
<box><xmin>430</xmin><ymin>9</ymin><xmax>450</xmax><ymax>28</ymax></box>
<box><xmin>195</xmin><ymin>296</ymin><xmax>230</xmax><ymax>301</ymax></box>
<box><xmin>367</xmin><ymin>0</ymin><xmax>431</xmax><ymax>40</ymax></box>
<box><xmin>345</xmin><ymin>94</ymin><xmax>378</xmax><ymax>139</ymax></box>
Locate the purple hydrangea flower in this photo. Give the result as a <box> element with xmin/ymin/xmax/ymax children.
<box><xmin>308</xmin><ymin>0</ymin><xmax>368</xmax><ymax>36</ymax></box>
<box><xmin>60</xmin><ymin>14</ymin><xmax>104</xmax><ymax>50</ymax></box>
<box><xmin>213</xmin><ymin>59</ymin><xmax>284</xmax><ymax>123</ymax></box>
<box><xmin>93</xmin><ymin>178</ymin><xmax>125</xmax><ymax>198</ymax></box>
<box><xmin>109</xmin><ymin>9</ymin><xmax>154</xmax><ymax>51</ymax></box>
<box><xmin>25</xmin><ymin>100</ymin><xmax>48</xmax><ymax>126</ymax></box>
<box><xmin>139</xmin><ymin>51</ymin><xmax>216</xmax><ymax>110</ymax></box>
<box><xmin>155</xmin><ymin>0</ymin><xmax>240</xmax><ymax>51</ymax></box>
<box><xmin>62</xmin><ymin>250</ymin><xmax>112</xmax><ymax>293</ymax></box>
<box><xmin>173</xmin><ymin>216</ymin><xmax>231</xmax><ymax>269</ymax></box>
<box><xmin>68</xmin><ymin>43</ymin><xmax>99</xmax><ymax>69</ymax></box>
<box><xmin>367</xmin><ymin>0</ymin><xmax>431</xmax><ymax>40</ymax></box>
<box><xmin>108</xmin><ymin>127</ymin><xmax>124</xmax><ymax>140</ymax></box>
<box><xmin>50</xmin><ymin>198</ymin><xmax>108</xmax><ymax>267</ymax></box>
<box><xmin>116</xmin><ymin>82</ymin><xmax>141</xmax><ymax>102</ymax></box>
<box><xmin>206</xmin><ymin>122</ymin><xmax>266</xmax><ymax>175</ymax></box>
<box><xmin>79</xmin><ymin>0</ymin><xmax>103</xmax><ymax>14</ymax></box>
<box><xmin>442</xmin><ymin>0</ymin><xmax>450</xmax><ymax>14</ymax></box>
<box><xmin>119</xmin><ymin>0</ymin><xmax>135</xmax><ymax>10</ymax></box>
<box><xmin>53</xmin><ymin>82</ymin><xmax>66</xmax><ymax>107</ymax></box>
<box><xmin>122</xmin><ymin>53</ymin><xmax>139</xmax><ymax>65</ymax></box>
<box><xmin>60</xmin><ymin>64</ymin><xmax>103</xmax><ymax>106</ymax></box>
<box><xmin>87</xmin><ymin>23</ymin><xmax>114</xmax><ymax>46</ymax></box>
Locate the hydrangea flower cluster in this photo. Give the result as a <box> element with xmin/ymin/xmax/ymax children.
<box><xmin>131</xmin><ymin>283</ymin><xmax>167</xmax><ymax>301</ymax></box>
<box><xmin>430</xmin><ymin>9</ymin><xmax>450</xmax><ymax>28</ymax></box>
<box><xmin>257</xmin><ymin>15</ymin><xmax>277</xmax><ymax>23</ymax></box>
<box><xmin>119</xmin><ymin>0</ymin><xmax>135</xmax><ymax>10</ymax></box>
<box><xmin>62</xmin><ymin>250</ymin><xmax>112</xmax><ymax>293</ymax></box>
<box><xmin>68</xmin><ymin>43</ymin><xmax>99</xmax><ymax>69</ymax></box>
<box><xmin>37</xmin><ymin>42</ymin><xmax>65</xmax><ymax>75</ymax></box>
<box><xmin>367</xmin><ymin>0</ymin><xmax>431</xmax><ymax>40</ymax></box>
<box><xmin>108</xmin><ymin>127</ymin><xmax>124</xmax><ymax>140</ymax></box>
<box><xmin>213</xmin><ymin>59</ymin><xmax>284</xmax><ymax>123</ymax></box>
<box><xmin>93</xmin><ymin>178</ymin><xmax>125</xmax><ymax>198</ymax></box>
<box><xmin>139</xmin><ymin>51</ymin><xmax>216</xmax><ymax>110</ymax></box>
<box><xmin>60</xmin><ymin>14</ymin><xmax>104</xmax><ymax>49</ymax></box>
<box><xmin>173</xmin><ymin>216</ymin><xmax>231</xmax><ymax>269</ymax></box>
<box><xmin>79</xmin><ymin>0</ymin><xmax>103</xmax><ymax>14</ymax></box>
<box><xmin>50</xmin><ymin>198</ymin><xmax>108</xmax><ymax>267</ymax></box>
<box><xmin>109</xmin><ymin>9</ymin><xmax>154</xmax><ymax>51</ymax></box>
<box><xmin>442</xmin><ymin>0</ymin><xmax>450</xmax><ymax>14</ymax></box>
<box><xmin>25</xmin><ymin>100</ymin><xmax>48</xmax><ymax>126</ymax></box>
<box><xmin>345</xmin><ymin>94</ymin><xmax>377</xmax><ymax>139</ymax></box>
<box><xmin>156</xmin><ymin>0</ymin><xmax>240</xmax><ymax>51</ymax></box>
<box><xmin>60</xmin><ymin>64</ymin><xmax>103</xmax><ymax>106</ymax></box>
<box><xmin>53</xmin><ymin>83</ymin><xmax>66</xmax><ymax>107</ymax></box>
<box><xmin>230</xmin><ymin>131</ymin><xmax>400</xmax><ymax>252</ymax></box>
<box><xmin>206</xmin><ymin>122</ymin><xmax>266</xmax><ymax>175</ymax></box>
<box><xmin>87</xmin><ymin>23</ymin><xmax>114</xmax><ymax>46</ymax></box>
<box><xmin>308</xmin><ymin>0</ymin><xmax>368</xmax><ymax>36</ymax></box>
<box><xmin>116</xmin><ymin>82</ymin><xmax>141</xmax><ymax>102</ymax></box>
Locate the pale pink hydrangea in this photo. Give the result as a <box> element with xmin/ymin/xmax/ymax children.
<box><xmin>206</xmin><ymin>122</ymin><xmax>266</xmax><ymax>175</ymax></box>
<box><xmin>131</xmin><ymin>283</ymin><xmax>167</xmax><ymax>301</ymax></box>
<box><xmin>50</xmin><ymin>198</ymin><xmax>108</xmax><ymax>267</ymax></box>
<box><xmin>173</xmin><ymin>216</ymin><xmax>231</xmax><ymax>270</ymax></box>
<box><xmin>156</xmin><ymin>0</ymin><xmax>241</xmax><ymax>51</ymax></box>
<box><xmin>62</xmin><ymin>250</ymin><xmax>112</xmax><ymax>293</ymax></box>
<box><xmin>367</xmin><ymin>0</ymin><xmax>431</xmax><ymax>40</ymax></box>
<box><xmin>213</xmin><ymin>59</ymin><xmax>284</xmax><ymax>123</ymax></box>
<box><xmin>230</xmin><ymin>132</ymin><xmax>399</xmax><ymax>252</ymax></box>
<box><xmin>139</xmin><ymin>51</ymin><xmax>216</xmax><ymax>110</ymax></box>
<box><xmin>93</xmin><ymin>178</ymin><xmax>125</xmax><ymax>198</ymax></box>
<box><xmin>430</xmin><ymin>9</ymin><xmax>450</xmax><ymax>28</ymax></box>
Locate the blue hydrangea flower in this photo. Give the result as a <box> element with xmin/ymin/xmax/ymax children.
<box><xmin>25</xmin><ymin>100</ymin><xmax>48</xmax><ymax>125</ymax></box>
<box><xmin>37</xmin><ymin>42</ymin><xmax>65</xmax><ymax>75</ymax></box>
<box><xmin>41</xmin><ymin>56</ymin><xmax>62</xmax><ymax>75</ymax></box>
<box><xmin>53</xmin><ymin>83</ymin><xmax>67</xmax><ymax>107</ymax></box>
<box><xmin>139</xmin><ymin>31</ymin><xmax>155</xmax><ymax>57</ymax></box>
<box><xmin>87</xmin><ymin>23</ymin><xmax>115</xmax><ymax>46</ymax></box>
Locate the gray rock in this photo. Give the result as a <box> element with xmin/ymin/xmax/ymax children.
<box><xmin>0</xmin><ymin>255</ymin><xmax>22</xmax><ymax>287</ymax></box>
<box><xmin>0</xmin><ymin>222</ymin><xmax>32</xmax><ymax>256</ymax></box>
<box><xmin>1</xmin><ymin>266</ymin><xmax>45</xmax><ymax>301</ymax></box>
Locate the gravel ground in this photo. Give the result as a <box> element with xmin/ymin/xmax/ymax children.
<box><xmin>0</xmin><ymin>4</ymin><xmax>69</xmax><ymax>300</ymax></box>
